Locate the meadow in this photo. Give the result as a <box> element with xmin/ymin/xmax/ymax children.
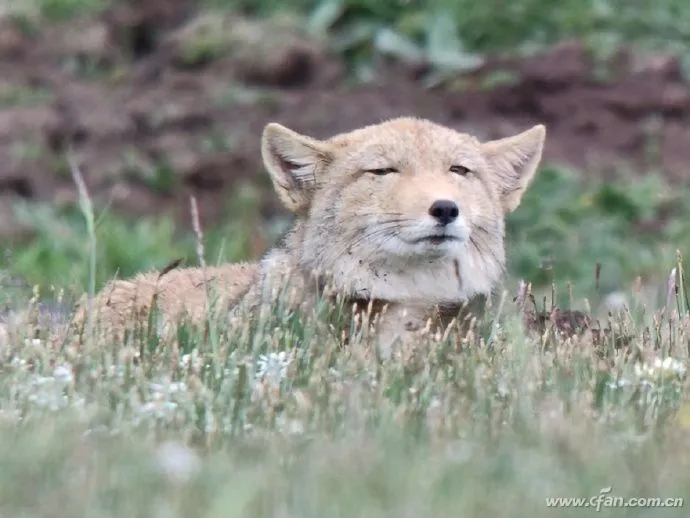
<box><xmin>2</xmin><ymin>0</ymin><xmax>690</xmax><ymax>516</ymax></box>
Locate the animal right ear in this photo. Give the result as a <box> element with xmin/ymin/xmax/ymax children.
<box><xmin>261</xmin><ymin>123</ymin><xmax>332</xmax><ymax>213</ymax></box>
<box><xmin>481</xmin><ymin>124</ymin><xmax>546</xmax><ymax>214</ymax></box>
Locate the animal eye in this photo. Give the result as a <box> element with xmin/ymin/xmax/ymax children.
<box><xmin>450</xmin><ymin>165</ymin><xmax>471</xmax><ymax>176</ymax></box>
<box><xmin>365</xmin><ymin>167</ymin><xmax>398</xmax><ymax>176</ymax></box>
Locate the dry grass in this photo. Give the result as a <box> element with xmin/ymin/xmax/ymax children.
<box><xmin>1</xmin><ymin>275</ymin><xmax>689</xmax><ymax>517</ymax></box>
<box><xmin>3</xmin><ymin>0</ymin><xmax>690</xmax><ymax>513</ymax></box>
<box><xmin>1</xmin><ymin>159</ymin><xmax>689</xmax><ymax>517</ymax></box>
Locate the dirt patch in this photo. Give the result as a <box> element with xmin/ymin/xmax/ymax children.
<box><xmin>2</xmin><ymin>1</ymin><xmax>690</xmax><ymax>243</ymax></box>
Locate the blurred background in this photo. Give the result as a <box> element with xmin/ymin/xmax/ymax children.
<box><xmin>2</xmin><ymin>0</ymin><xmax>690</xmax><ymax>310</ymax></box>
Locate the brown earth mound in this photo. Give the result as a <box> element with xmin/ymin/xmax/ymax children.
<box><xmin>2</xmin><ymin>0</ymin><xmax>690</xmax><ymax>242</ymax></box>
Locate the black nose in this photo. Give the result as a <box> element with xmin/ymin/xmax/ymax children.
<box><xmin>428</xmin><ymin>199</ymin><xmax>459</xmax><ymax>225</ymax></box>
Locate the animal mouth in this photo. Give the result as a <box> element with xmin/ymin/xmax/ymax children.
<box><xmin>411</xmin><ymin>235</ymin><xmax>460</xmax><ymax>245</ymax></box>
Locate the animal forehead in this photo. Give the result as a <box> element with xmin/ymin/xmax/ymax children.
<box><xmin>328</xmin><ymin>118</ymin><xmax>483</xmax><ymax>164</ymax></box>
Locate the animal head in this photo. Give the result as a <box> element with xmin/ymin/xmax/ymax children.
<box><xmin>260</xmin><ymin>117</ymin><xmax>546</xmax><ymax>303</ymax></box>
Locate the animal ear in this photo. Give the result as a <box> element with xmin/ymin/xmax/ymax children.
<box><xmin>481</xmin><ymin>124</ymin><xmax>546</xmax><ymax>213</ymax></box>
<box><xmin>261</xmin><ymin>122</ymin><xmax>332</xmax><ymax>213</ymax></box>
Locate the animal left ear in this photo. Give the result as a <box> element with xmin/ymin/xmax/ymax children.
<box><xmin>261</xmin><ymin>123</ymin><xmax>333</xmax><ymax>214</ymax></box>
<box><xmin>481</xmin><ymin>124</ymin><xmax>546</xmax><ymax>213</ymax></box>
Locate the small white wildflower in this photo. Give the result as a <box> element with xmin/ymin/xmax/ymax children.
<box><xmin>276</xmin><ymin>416</ymin><xmax>305</xmax><ymax>436</ymax></box>
<box><xmin>53</xmin><ymin>364</ymin><xmax>73</xmax><ymax>384</ymax></box>
<box><xmin>155</xmin><ymin>441</ymin><xmax>201</xmax><ymax>484</ymax></box>
<box><xmin>256</xmin><ymin>351</ymin><xmax>292</xmax><ymax>385</ymax></box>
<box><xmin>661</xmin><ymin>357</ymin><xmax>686</xmax><ymax>377</ymax></box>
<box><xmin>635</xmin><ymin>356</ymin><xmax>687</xmax><ymax>381</ymax></box>
<box><xmin>287</xmin><ymin>419</ymin><xmax>304</xmax><ymax>435</ymax></box>
<box><xmin>169</xmin><ymin>382</ymin><xmax>187</xmax><ymax>394</ymax></box>
<box><xmin>606</xmin><ymin>377</ymin><xmax>634</xmax><ymax>390</ymax></box>
<box><xmin>428</xmin><ymin>397</ymin><xmax>442</xmax><ymax>410</ymax></box>
<box><xmin>150</xmin><ymin>381</ymin><xmax>188</xmax><ymax>395</ymax></box>
<box><xmin>603</xmin><ymin>291</ymin><xmax>628</xmax><ymax>313</ymax></box>
<box><xmin>10</xmin><ymin>357</ymin><xmax>27</xmax><ymax>369</ymax></box>
<box><xmin>179</xmin><ymin>349</ymin><xmax>204</xmax><ymax>371</ymax></box>
<box><xmin>107</xmin><ymin>365</ymin><xmax>126</xmax><ymax>380</ymax></box>
<box><xmin>204</xmin><ymin>411</ymin><xmax>216</xmax><ymax>433</ymax></box>
<box><xmin>33</xmin><ymin>375</ymin><xmax>56</xmax><ymax>387</ymax></box>
<box><xmin>496</xmin><ymin>378</ymin><xmax>511</xmax><ymax>398</ymax></box>
<box><xmin>23</xmin><ymin>362</ymin><xmax>77</xmax><ymax>412</ymax></box>
<box><xmin>224</xmin><ymin>364</ymin><xmax>243</xmax><ymax>378</ymax></box>
<box><xmin>140</xmin><ymin>399</ymin><xmax>178</xmax><ymax>420</ymax></box>
<box><xmin>634</xmin><ymin>363</ymin><xmax>645</xmax><ymax>378</ymax></box>
<box><xmin>367</xmin><ymin>369</ymin><xmax>378</xmax><ymax>388</ymax></box>
<box><xmin>28</xmin><ymin>389</ymin><xmax>68</xmax><ymax>411</ymax></box>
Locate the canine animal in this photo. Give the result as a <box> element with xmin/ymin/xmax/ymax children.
<box><xmin>69</xmin><ymin>116</ymin><xmax>546</xmax><ymax>353</ymax></box>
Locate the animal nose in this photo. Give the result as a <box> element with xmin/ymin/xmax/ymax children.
<box><xmin>428</xmin><ymin>199</ymin><xmax>459</xmax><ymax>225</ymax></box>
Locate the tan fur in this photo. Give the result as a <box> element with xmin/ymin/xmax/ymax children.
<box><xmin>71</xmin><ymin>117</ymin><xmax>546</xmax><ymax>353</ymax></box>
<box><xmin>71</xmin><ymin>263</ymin><xmax>257</xmax><ymax>341</ymax></box>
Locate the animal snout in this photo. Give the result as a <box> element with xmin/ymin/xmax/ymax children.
<box><xmin>428</xmin><ymin>199</ymin><xmax>459</xmax><ymax>226</ymax></box>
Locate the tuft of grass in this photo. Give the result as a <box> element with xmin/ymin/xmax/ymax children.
<box><xmin>1</xmin><ymin>262</ymin><xmax>690</xmax><ymax>517</ymax></box>
<box><xmin>2</xmin><ymin>159</ymin><xmax>690</xmax><ymax>517</ymax></box>
<box><xmin>67</xmin><ymin>154</ymin><xmax>97</xmax><ymax>342</ymax></box>
<box><xmin>5</xmin><ymin>166</ymin><xmax>690</xmax><ymax>314</ymax></box>
<box><xmin>0</xmin><ymin>84</ymin><xmax>53</xmax><ymax>108</ymax></box>
<box><xmin>2</xmin><ymin>184</ymin><xmax>262</xmax><ymax>294</ymax></box>
<box><xmin>505</xmin><ymin>165</ymin><xmax>690</xmax><ymax>308</ymax></box>
<box><xmin>8</xmin><ymin>0</ymin><xmax>690</xmax><ymax>79</ymax></box>
<box><xmin>204</xmin><ymin>0</ymin><xmax>690</xmax><ymax>77</ymax></box>
<box><xmin>0</xmin><ymin>0</ymin><xmax>109</xmax><ymax>24</ymax></box>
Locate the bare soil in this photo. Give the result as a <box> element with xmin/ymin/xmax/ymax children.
<box><xmin>2</xmin><ymin>0</ymin><xmax>690</xmax><ymax>242</ymax></box>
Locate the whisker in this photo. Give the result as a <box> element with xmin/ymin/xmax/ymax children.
<box><xmin>330</xmin><ymin>224</ymin><xmax>407</xmax><ymax>261</ymax></box>
<box><xmin>356</xmin><ymin>233</ymin><xmax>400</xmax><ymax>265</ymax></box>
<box><xmin>469</xmin><ymin>235</ymin><xmax>504</xmax><ymax>273</ymax></box>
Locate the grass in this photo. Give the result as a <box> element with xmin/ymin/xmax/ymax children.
<box><xmin>505</xmin><ymin>166</ymin><xmax>690</xmax><ymax>308</ymax></box>
<box><xmin>0</xmin><ymin>0</ymin><xmax>108</xmax><ymax>23</ymax></box>
<box><xmin>4</xmin><ymin>162</ymin><xmax>690</xmax><ymax>311</ymax></box>
<box><xmin>1</xmin><ymin>259</ymin><xmax>690</xmax><ymax>517</ymax></box>
<box><xmin>202</xmin><ymin>0</ymin><xmax>690</xmax><ymax>78</ymax></box>
<box><xmin>1</xmin><ymin>182</ymin><xmax>268</xmax><ymax>294</ymax></box>
<box><xmin>2</xmin><ymin>163</ymin><xmax>690</xmax><ymax>516</ymax></box>
<box><xmin>3</xmin><ymin>0</ymin><xmax>690</xmax><ymax>515</ymax></box>
<box><xmin>7</xmin><ymin>0</ymin><xmax>690</xmax><ymax>76</ymax></box>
